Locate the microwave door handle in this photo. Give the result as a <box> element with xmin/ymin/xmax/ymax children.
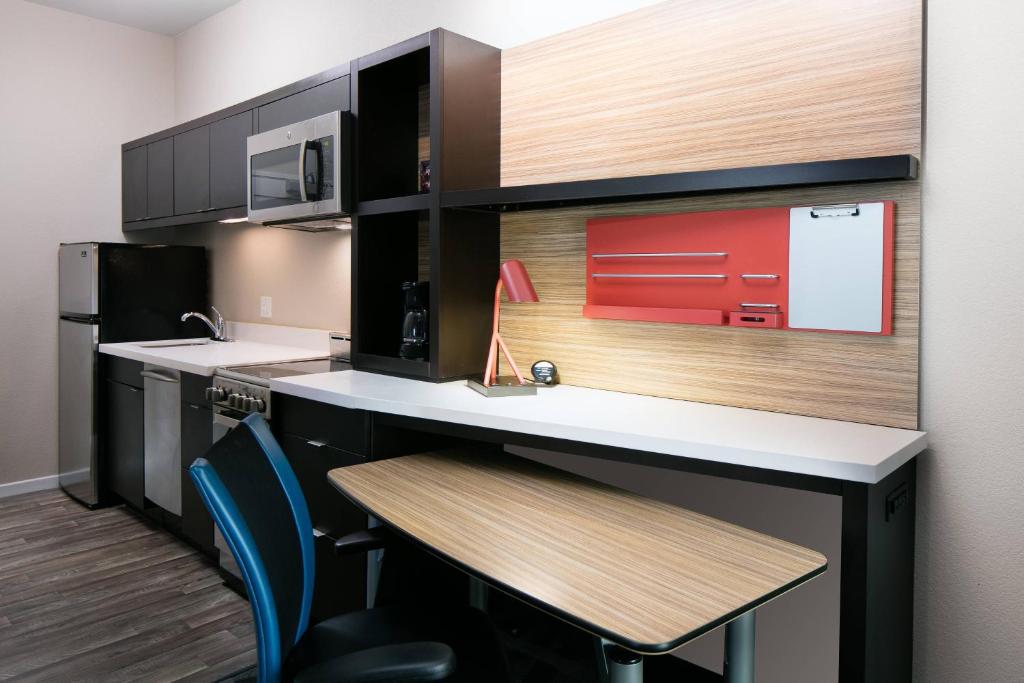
<box><xmin>298</xmin><ymin>139</ymin><xmax>308</xmax><ymax>202</ymax></box>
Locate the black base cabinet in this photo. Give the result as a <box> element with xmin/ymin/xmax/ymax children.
<box><xmin>102</xmin><ymin>375</ymin><xmax>145</xmax><ymax>510</ymax></box>
<box><xmin>180</xmin><ymin>373</ymin><xmax>215</xmax><ymax>556</ymax></box>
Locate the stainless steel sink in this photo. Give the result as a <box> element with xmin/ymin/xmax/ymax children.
<box><xmin>136</xmin><ymin>339</ymin><xmax>214</xmax><ymax>348</ymax></box>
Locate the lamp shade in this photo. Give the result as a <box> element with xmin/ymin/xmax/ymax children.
<box><xmin>499</xmin><ymin>260</ymin><xmax>539</xmax><ymax>303</ymax></box>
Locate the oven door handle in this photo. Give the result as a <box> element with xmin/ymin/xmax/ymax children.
<box><xmin>213</xmin><ymin>412</ymin><xmax>241</xmax><ymax>430</ymax></box>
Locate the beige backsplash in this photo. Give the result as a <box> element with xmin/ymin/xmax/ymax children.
<box><xmin>127</xmin><ymin>221</ymin><xmax>351</xmax><ymax>332</ymax></box>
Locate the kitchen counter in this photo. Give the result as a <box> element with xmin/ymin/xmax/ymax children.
<box><xmin>99</xmin><ymin>338</ymin><xmax>325</xmax><ymax>376</ymax></box>
<box><xmin>269</xmin><ymin>371</ymin><xmax>927</xmax><ymax>484</ymax></box>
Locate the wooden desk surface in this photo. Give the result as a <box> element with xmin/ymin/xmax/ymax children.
<box><xmin>328</xmin><ymin>451</ymin><xmax>827</xmax><ymax>653</ymax></box>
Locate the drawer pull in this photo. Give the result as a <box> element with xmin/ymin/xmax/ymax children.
<box><xmin>592</xmin><ymin>273</ymin><xmax>727</xmax><ymax>280</ymax></box>
<box><xmin>306</xmin><ymin>440</ymin><xmax>326</xmax><ymax>448</ymax></box>
<box><xmin>591</xmin><ymin>251</ymin><xmax>727</xmax><ymax>259</ymax></box>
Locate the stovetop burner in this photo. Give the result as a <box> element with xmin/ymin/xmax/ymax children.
<box><xmin>225</xmin><ymin>358</ymin><xmax>351</xmax><ymax>380</ymax></box>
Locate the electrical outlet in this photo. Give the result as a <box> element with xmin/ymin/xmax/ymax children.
<box><xmin>885</xmin><ymin>483</ymin><xmax>908</xmax><ymax>521</ymax></box>
<box><xmin>260</xmin><ymin>296</ymin><xmax>272</xmax><ymax>318</ymax></box>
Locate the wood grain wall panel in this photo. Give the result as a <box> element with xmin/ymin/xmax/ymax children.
<box><xmin>498</xmin><ymin>180</ymin><xmax>920</xmax><ymax>428</ymax></box>
<box><xmin>500</xmin><ymin>0</ymin><xmax>922</xmax><ymax>186</ymax></box>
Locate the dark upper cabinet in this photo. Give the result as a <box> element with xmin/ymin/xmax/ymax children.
<box><xmin>103</xmin><ymin>378</ymin><xmax>144</xmax><ymax>510</ymax></box>
<box><xmin>122</xmin><ymin>146</ymin><xmax>147</xmax><ymax>222</ymax></box>
<box><xmin>174</xmin><ymin>126</ymin><xmax>211</xmax><ymax>215</ymax></box>
<box><xmin>146</xmin><ymin>138</ymin><xmax>174</xmax><ymax>219</ymax></box>
<box><xmin>210</xmin><ymin>110</ymin><xmax>253</xmax><ymax>209</ymax></box>
<box><xmin>257</xmin><ymin>76</ymin><xmax>350</xmax><ymax>133</ymax></box>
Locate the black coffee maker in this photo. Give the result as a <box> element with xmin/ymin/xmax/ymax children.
<box><xmin>399</xmin><ymin>281</ymin><xmax>429</xmax><ymax>360</ymax></box>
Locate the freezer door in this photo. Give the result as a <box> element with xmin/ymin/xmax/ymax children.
<box><xmin>59</xmin><ymin>243</ymin><xmax>99</xmax><ymax>317</ymax></box>
<box><xmin>58</xmin><ymin>318</ymin><xmax>99</xmax><ymax>505</ymax></box>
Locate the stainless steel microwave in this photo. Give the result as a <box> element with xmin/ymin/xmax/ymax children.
<box><xmin>246</xmin><ymin>110</ymin><xmax>352</xmax><ymax>229</ymax></box>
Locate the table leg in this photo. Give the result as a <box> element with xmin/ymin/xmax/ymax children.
<box><xmin>724</xmin><ymin>610</ymin><xmax>756</xmax><ymax>683</ymax></box>
<box><xmin>468</xmin><ymin>575</ymin><xmax>490</xmax><ymax>612</ymax></box>
<box><xmin>595</xmin><ymin>639</ymin><xmax>644</xmax><ymax>683</ymax></box>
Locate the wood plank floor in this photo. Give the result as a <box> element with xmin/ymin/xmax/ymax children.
<box><xmin>0</xmin><ymin>489</ymin><xmax>256</xmax><ymax>682</ymax></box>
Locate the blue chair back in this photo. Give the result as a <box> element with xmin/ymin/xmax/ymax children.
<box><xmin>189</xmin><ymin>414</ymin><xmax>316</xmax><ymax>683</ymax></box>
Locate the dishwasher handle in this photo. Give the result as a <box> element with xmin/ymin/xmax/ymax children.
<box><xmin>140</xmin><ymin>369</ymin><xmax>180</xmax><ymax>383</ymax></box>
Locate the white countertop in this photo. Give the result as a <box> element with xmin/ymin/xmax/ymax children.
<box><xmin>99</xmin><ymin>338</ymin><xmax>326</xmax><ymax>376</ymax></box>
<box><xmin>269</xmin><ymin>371</ymin><xmax>927</xmax><ymax>484</ymax></box>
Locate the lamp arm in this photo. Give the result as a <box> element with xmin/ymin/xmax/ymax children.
<box><xmin>483</xmin><ymin>280</ymin><xmax>504</xmax><ymax>386</ymax></box>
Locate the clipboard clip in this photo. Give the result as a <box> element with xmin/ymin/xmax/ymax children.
<box><xmin>810</xmin><ymin>204</ymin><xmax>860</xmax><ymax>218</ymax></box>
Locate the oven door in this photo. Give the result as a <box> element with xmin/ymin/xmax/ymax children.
<box><xmin>247</xmin><ymin>110</ymin><xmax>345</xmax><ymax>224</ymax></box>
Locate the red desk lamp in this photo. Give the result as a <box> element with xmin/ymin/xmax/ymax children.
<box><xmin>483</xmin><ymin>259</ymin><xmax>538</xmax><ymax>387</ymax></box>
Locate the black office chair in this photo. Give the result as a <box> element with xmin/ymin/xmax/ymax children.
<box><xmin>189</xmin><ymin>413</ymin><xmax>509</xmax><ymax>683</ymax></box>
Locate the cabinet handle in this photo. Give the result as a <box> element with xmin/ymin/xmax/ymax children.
<box><xmin>306</xmin><ymin>440</ymin><xmax>326</xmax><ymax>448</ymax></box>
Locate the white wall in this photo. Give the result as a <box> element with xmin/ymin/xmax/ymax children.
<box><xmin>0</xmin><ymin>0</ymin><xmax>175</xmax><ymax>485</ymax></box>
<box><xmin>915</xmin><ymin>2</ymin><xmax>1024</xmax><ymax>680</ymax></box>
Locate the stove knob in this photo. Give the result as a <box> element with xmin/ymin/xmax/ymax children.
<box><xmin>204</xmin><ymin>387</ymin><xmax>213</xmax><ymax>401</ymax></box>
<box><xmin>208</xmin><ymin>386</ymin><xmax>226</xmax><ymax>402</ymax></box>
<box><xmin>228</xmin><ymin>393</ymin><xmax>242</xmax><ymax>408</ymax></box>
<box><xmin>252</xmin><ymin>398</ymin><xmax>266</xmax><ymax>413</ymax></box>
<box><xmin>241</xmin><ymin>396</ymin><xmax>254</xmax><ymax>412</ymax></box>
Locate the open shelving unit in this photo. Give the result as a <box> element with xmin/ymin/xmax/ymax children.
<box><xmin>351</xmin><ymin>30</ymin><xmax>501</xmax><ymax>381</ymax></box>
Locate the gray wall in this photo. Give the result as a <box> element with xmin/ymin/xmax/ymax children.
<box><xmin>915</xmin><ymin>1</ymin><xmax>1024</xmax><ymax>679</ymax></box>
<box><xmin>0</xmin><ymin>0</ymin><xmax>174</xmax><ymax>487</ymax></box>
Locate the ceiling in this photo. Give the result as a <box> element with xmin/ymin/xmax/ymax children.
<box><xmin>26</xmin><ymin>0</ymin><xmax>242</xmax><ymax>36</ymax></box>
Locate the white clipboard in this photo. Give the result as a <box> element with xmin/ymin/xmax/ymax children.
<box><xmin>787</xmin><ymin>202</ymin><xmax>885</xmax><ymax>333</ymax></box>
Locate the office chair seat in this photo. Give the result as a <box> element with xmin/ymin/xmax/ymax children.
<box><xmin>189</xmin><ymin>414</ymin><xmax>508</xmax><ymax>683</ymax></box>
<box><xmin>287</xmin><ymin>605</ymin><xmax>505</xmax><ymax>683</ymax></box>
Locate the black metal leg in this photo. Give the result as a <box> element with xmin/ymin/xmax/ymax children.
<box><xmin>595</xmin><ymin>639</ymin><xmax>644</xmax><ymax>683</ymax></box>
<box><xmin>725</xmin><ymin>610</ymin><xmax>756</xmax><ymax>683</ymax></box>
<box><xmin>839</xmin><ymin>459</ymin><xmax>916</xmax><ymax>682</ymax></box>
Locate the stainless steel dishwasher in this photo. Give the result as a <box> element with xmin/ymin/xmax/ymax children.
<box><xmin>141</xmin><ymin>364</ymin><xmax>181</xmax><ymax>515</ymax></box>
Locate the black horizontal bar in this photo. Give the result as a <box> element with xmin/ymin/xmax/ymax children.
<box><xmin>441</xmin><ymin>155</ymin><xmax>918</xmax><ymax>212</ymax></box>
<box><xmin>356</xmin><ymin>193</ymin><xmax>432</xmax><ymax>216</ymax></box>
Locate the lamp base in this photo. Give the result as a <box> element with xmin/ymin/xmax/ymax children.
<box><xmin>467</xmin><ymin>377</ymin><xmax>537</xmax><ymax>397</ymax></box>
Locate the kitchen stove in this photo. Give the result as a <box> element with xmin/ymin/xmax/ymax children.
<box><xmin>210</xmin><ymin>357</ymin><xmax>351</xmax><ymax>419</ymax></box>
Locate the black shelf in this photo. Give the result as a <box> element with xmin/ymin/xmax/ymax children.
<box><xmin>351</xmin><ymin>353</ymin><xmax>431</xmax><ymax>379</ymax></box>
<box><xmin>441</xmin><ymin>155</ymin><xmax>919</xmax><ymax>212</ymax></box>
<box><xmin>357</xmin><ymin>193</ymin><xmax>431</xmax><ymax>216</ymax></box>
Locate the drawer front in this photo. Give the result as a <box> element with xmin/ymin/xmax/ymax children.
<box><xmin>103</xmin><ymin>355</ymin><xmax>144</xmax><ymax>389</ymax></box>
<box><xmin>281</xmin><ymin>433</ymin><xmax>366</xmax><ymax>537</ymax></box>
<box><xmin>272</xmin><ymin>392</ymin><xmax>370</xmax><ymax>455</ymax></box>
<box><xmin>181</xmin><ymin>372</ymin><xmax>212</xmax><ymax>407</ymax></box>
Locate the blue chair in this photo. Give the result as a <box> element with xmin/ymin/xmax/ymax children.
<box><xmin>189</xmin><ymin>414</ymin><xmax>507</xmax><ymax>683</ymax></box>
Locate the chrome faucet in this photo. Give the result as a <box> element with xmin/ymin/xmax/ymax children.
<box><xmin>181</xmin><ymin>306</ymin><xmax>230</xmax><ymax>341</ymax></box>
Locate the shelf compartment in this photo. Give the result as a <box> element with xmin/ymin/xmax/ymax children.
<box><xmin>356</xmin><ymin>45</ymin><xmax>430</xmax><ymax>202</ymax></box>
<box><xmin>353</xmin><ymin>209</ymin><xmax>431</xmax><ymax>364</ymax></box>
<box><xmin>442</xmin><ymin>155</ymin><xmax>918</xmax><ymax>212</ymax></box>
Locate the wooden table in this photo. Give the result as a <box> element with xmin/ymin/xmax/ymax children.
<box><xmin>328</xmin><ymin>450</ymin><xmax>827</xmax><ymax>682</ymax></box>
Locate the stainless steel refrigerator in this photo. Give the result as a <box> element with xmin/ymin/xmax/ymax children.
<box><xmin>58</xmin><ymin>242</ymin><xmax>207</xmax><ymax>508</ymax></box>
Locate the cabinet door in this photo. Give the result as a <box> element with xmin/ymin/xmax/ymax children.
<box><xmin>104</xmin><ymin>379</ymin><xmax>144</xmax><ymax>509</ymax></box>
<box><xmin>146</xmin><ymin>138</ymin><xmax>174</xmax><ymax>219</ymax></box>
<box><xmin>257</xmin><ymin>77</ymin><xmax>350</xmax><ymax>132</ymax></box>
<box><xmin>174</xmin><ymin>126</ymin><xmax>210</xmax><ymax>215</ymax></box>
<box><xmin>121</xmin><ymin>146</ymin><xmax>147</xmax><ymax>222</ymax></box>
<box><xmin>180</xmin><ymin>402</ymin><xmax>214</xmax><ymax>552</ymax></box>
<box><xmin>281</xmin><ymin>433</ymin><xmax>366</xmax><ymax>538</ymax></box>
<box><xmin>210</xmin><ymin>110</ymin><xmax>253</xmax><ymax>209</ymax></box>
